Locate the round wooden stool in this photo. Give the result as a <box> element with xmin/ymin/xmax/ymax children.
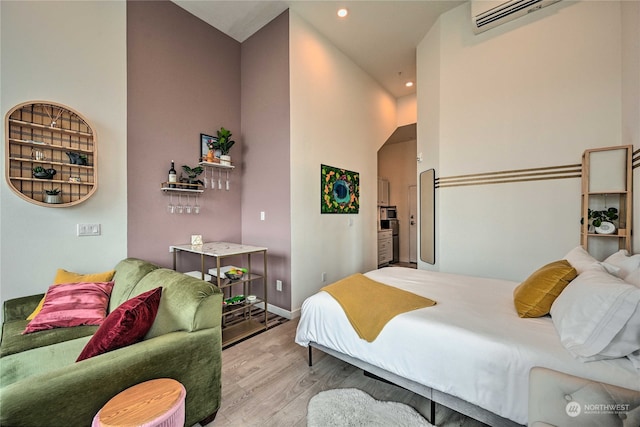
<box><xmin>92</xmin><ymin>378</ymin><xmax>186</xmax><ymax>427</ymax></box>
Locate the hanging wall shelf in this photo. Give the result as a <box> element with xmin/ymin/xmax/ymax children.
<box><xmin>160</xmin><ymin>182</ymin><xmax>204</xmax><ymax>193</ymax></box>
<box><xmin>199</xmin><ymin>161</ymin><xmax>234</xmax><ymax>170</ymax></box>
<box><xmin>5</xmin><ymin>101</ymin><xmax>97</xmax><ymax>207</ymax></box>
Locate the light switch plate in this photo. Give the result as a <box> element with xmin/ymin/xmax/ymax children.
<box><xmin>77</xmin><ymin>223</ymin><xmax>101</xmax><ymax>236</ymax></box>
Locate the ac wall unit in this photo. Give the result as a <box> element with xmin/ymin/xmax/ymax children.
<box><xmin>471</xmin><ymin>0</ymin><xmax>561</xmax><ymax>34</ymax></box>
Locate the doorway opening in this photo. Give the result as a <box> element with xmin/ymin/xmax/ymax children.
<box><xmin>377</xmin><ymin>123</ymin><xmax>417</xmax><ymax>268</ymax></box>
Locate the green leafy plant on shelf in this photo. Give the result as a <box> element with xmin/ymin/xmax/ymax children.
<box><xmin>181</xmin><ymin>165</ymin><xmax>204</xmax><ymax>186</ymax></box>
<box><xmin>213</xmin><ymin>127</ymin><xmax>235</xmax><ymax>155</ymax></box>
<box><xmin>587</xmin><ymin>207</ymin><xmax>619</xmax><ymax>227</ymax></box>
<box><xmin>44</xmin><ymin>188</ymin><xmax>61</xmax><ymax>195</ymax></box>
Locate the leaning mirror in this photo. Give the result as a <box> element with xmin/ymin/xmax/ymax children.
<box><xmin>420</xmin><ymin>169</ymin><xmax>435</xmax><ymax>264</ymax></box>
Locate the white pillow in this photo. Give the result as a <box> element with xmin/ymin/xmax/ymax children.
<box><xmin>628</xmin><ymin>349</ymin><xmax>640</xmax><ymax>370</ymax></box>
<box><xmin>602</xmin><ymin>250</ymin><xmax>640</xmax><ymax>280</ymax></box>
<box><xmin>624</xmin><ymin>267</ymin><xmax>640</xmax><ymax>288</ymax></box>
<box><xmin>563</xmin><ymin>246</ymin><xmax>600</xmax><ymax>274</ymax></box>
<box><xmin>550</xmin><ymin>268</ymin><xmax>640</xmax><ymax>361</ymax></box>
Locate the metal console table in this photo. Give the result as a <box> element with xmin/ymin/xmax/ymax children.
<box><xmin>170</xmin><ymin>241</ymin><xmax>268</xmax><ymax>347</ymax></box>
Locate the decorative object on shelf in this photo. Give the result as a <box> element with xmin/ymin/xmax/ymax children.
<box><xmin>201</xmin><ymin>133</ymin><xmax>218</xmax><ymax>160</ymax></box>
<box><xmin>321</xmin><ymin>164</ymin><xmax>360</xmax><ymax>214</ymax></box>
<box><xmin>44</xmin><ymin>105</ymin><xmax>64</xmax><ymax>128</ymax></box>
<box><xmin>587</xmin><ymin>207</ymin><xmax>618</xmax><ymax>234</ymax></box>
<box><xmin>43</xmin><ymin>188</ymin><xmax>62</xmax><ymax>204</ymax></box>
<box><xmin>180</xmin><ymin>165</ymin><xmax>204</xmax><ymax>187</ymax></box>
<box><xmin>191</xmin><ymin>235</ymin><xmax>203</xmax><ymax>245</ymax></box>
<box><xmin>31</xmin><ymin>149</ymin><xmax>45</xmax><ymax>161</ymax></box>
<box><xmin>6</xmin><ymin>101</ymin><xmax>97</xmax><ymax>207</ymax></box>
<box><xmin>595</xmin><ymin>221</ymin><xmax>616</xmax><ymax>235</ymax></box>
<box><xmin>201</xmin><ymin>128</ymin><xmax>235</xmax><ymax>165</ymax></box>
<box><xmin>168</xmin><ymin>160</ymin><xmax>177</xmax><ymax>188</ymax></box>
<box><xmin>225</xmin><ymin>267</ymin><xmax>247</xmax><ymax>281</ymax></box>
<box><xmin>223</xmin><ymin>295</ymin><xmax>245</xmax><ymax>306</ymax></box>
<box><xmin>66</xmin><ymin>152</ymin><xmax>87</xmax><ymax>165</ymax></box>
<box><xmin>215</xmin><ymin>127</ymin><xmax>235</xmax><ymax>166</ymax></box>
<box><xmin>33</xmin><ymin>166</ymin><xmax>57</xmax><ymax>180</ymax></box>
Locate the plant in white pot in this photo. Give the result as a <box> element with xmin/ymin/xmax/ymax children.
<box><xmin>214</xmin><ymin>127</ymin><xmax>235</xmax><ymax>166</ymax></box>
<box><xmin>588</xmin><ymin>207</ymin><xmax>619</xmax><ymax>234</ymax></box>
<box><xmin>44</xmin><ymin>188</ymin><xmax>62</xmax><ymax>204</ymax></box>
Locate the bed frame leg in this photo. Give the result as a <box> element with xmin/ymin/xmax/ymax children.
<box><xmin>308</xmin><ymin>346</ymin><xmax>313</xmax><ymax>366</ymax></box>
<box><xmin>430</xmin><ymin>399</ymin><xmax>436</xmax><ymax>425</ymax></box>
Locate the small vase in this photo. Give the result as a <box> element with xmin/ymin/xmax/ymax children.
<box><xmin>220</xmin><ymin>155</ymin><xmax>231</xmax><ymax>166</ymax></box>
<box><xmin>67</xmin><ymin>152</ymin><xmax>79</xmax><ymax>164</ymax></box>
<box><xmin>206</xmin><ymin>150</ymin><xmax>215</xmax><ymax>162</ymax></box>
<box><xmin>44</xmin><ymin>194</ymin><xmax>62</xmax><ymax>204</ymax></box>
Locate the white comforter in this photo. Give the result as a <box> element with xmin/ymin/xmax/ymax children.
<box><xmin>295</xmin><ymin>267</ymin><xmax>640</xmax><ymax>424</ymax></box>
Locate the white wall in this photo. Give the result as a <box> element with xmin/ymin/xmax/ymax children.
<box><xmin>397</xmin><ymin>94</ymin><xmax>417</xmax><ymax>127</ymax></box>
<box><xmin>621</xmin><ymin>0</ymin><xmax>640</xmax><ymax>253</ymax></box>
<box><xmin>289</xmin><ymin>11</ymin><xmax>397</xmax><ymax>311</ymax></box>
<box><xmin>417</xmin><ymin>17</ymin><xmax>441</xmax><ymax>270</ymax></box>
<box><xmin>417</xmin><ymin>1</ymin><xmax>630</xmax><ymax>280</ymax></box>
<box><xmin>0</xmin><ymin>1</ymin><xmax>127</xmax><ymax>303</ymax></box>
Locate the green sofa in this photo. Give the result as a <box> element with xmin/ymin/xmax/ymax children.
<box><xmin>0</xmin><ymin>258</ymin><xmax>223</xmax><ymax>427</ymax></box>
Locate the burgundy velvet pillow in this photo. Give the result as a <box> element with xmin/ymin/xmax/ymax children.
<box><xmin>23</xmin><ymin>281</ymin><xmax>115</xmax><ymax>334</ymax></box>
<box><xmin>76</xmin><ymin>287</ymin><xmax>162</xmax><ymax>361</ymax></box>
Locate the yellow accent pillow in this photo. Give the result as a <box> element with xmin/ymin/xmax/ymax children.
<box><xmin>26</xmin><ymin>269</ymin><xmax>116</xmax><ymax>320</ymax></box>
<box><xmin>513</xmin><ymin>260</ymin><xmax>577</xmax><ymax>318</ymax></box>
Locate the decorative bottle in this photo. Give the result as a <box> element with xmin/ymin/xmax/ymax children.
<box><xmin>168</xmin><ymin>161</ymin><xmax>177</xmax><ymax>188</ymax></box>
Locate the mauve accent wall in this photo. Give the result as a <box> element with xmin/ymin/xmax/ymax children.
<box><xmin>241</xmin><ymin>11</ymin><xmax>292</xmax><ymax>310</ymax></box>
<box><xmin>127</xmin><ymin>0</ymin><xmax>242</xmax><ymax>270</ymax></box>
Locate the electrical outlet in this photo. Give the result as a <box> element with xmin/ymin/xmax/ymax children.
<box><xmin>77</xmin><ymin>223</ymin><xmax>101</xmax><ymax>236</ymax></box>
<box><xmin>321</xmin><ymin>272</ymin><xmax>327</xmax><ymax>283</ymax></box>
<box><xmin>276</xmin><ymin>280</ymin><xmax>283</xmax><ymax>292</ymax></box>
<box><xmin>260</xmin><ymin>211</ymin><xmax>266</xmax><ymax>221</ymax></box>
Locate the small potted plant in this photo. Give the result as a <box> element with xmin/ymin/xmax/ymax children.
<box><xmin>33</xmin><ymin>166</ymin><xmax>56</xmax><ymax>180</ymax></box>
<box><xmin>214</xmin><ymin>127</ymin><xmax>235</xmax><ymax>166</ymax></box>
<box><xmin>587</xmin><ymin>207</ymin><xmax>619</xmax><ymax>234</ymax></box>
<box><xmin>44</xmin><ymin>188</ymin><xmax>62</xmax><ymax>204</ymax></box>
<box><xmin>180</xmin><ymin>165</ymin><xmax>204</xmax><ymax>188</ymax></box>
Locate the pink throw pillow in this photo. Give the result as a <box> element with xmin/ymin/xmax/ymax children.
<box><xmin>23</xmin><ymin>281</ymin><xmax>115</xmax><ymax>334</ymax></box>
<box><xmin>76</xmin><ymin>287</ymin><xmax>162</xmax><ymax>361</ymax></box>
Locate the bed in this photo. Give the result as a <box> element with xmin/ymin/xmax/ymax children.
<box><xmin>295</xmin><ymin>259</ymin><xmax>640</xmax><ymax>426</ymax></box>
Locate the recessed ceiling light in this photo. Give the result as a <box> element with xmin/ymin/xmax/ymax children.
<box><xmin>405</xmin><ymin>81</ymin><xmax>414</xmax><ymax>88</ymax></box>
<box><xmin>337</xmin><ymin>8</ymin><xmax>348</xmax><ymax>18</ymax></box>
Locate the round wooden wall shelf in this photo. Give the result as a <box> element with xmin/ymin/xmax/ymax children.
<box><xmin>5</xmin><ymin>101</ymin><xmax>98</xmax><ymax>207</ymax></box>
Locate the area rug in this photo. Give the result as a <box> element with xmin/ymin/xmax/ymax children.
<box><xmin>307</xmin><ymin>388</ymin><xmax>433</xmax><ymax>426</ymax></box>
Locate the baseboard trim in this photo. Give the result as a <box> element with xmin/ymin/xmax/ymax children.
<box><xmin>266</xmin><ymin>303</ymin><xmax>300</xmax><ymax>320</ymax></box>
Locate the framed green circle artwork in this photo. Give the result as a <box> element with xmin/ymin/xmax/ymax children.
<box><xmin>321</xmin><ymin>164</ymin><xmax>359</xmax><ymax>214</ymax></box>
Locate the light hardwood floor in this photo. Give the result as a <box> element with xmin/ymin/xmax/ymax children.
<box><xmin>204</xmin><ymin>319</ymin><xmax>487</xmax><ymax>427</ymax></box>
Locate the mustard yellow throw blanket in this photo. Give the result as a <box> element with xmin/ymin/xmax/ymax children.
<box><xmin>321</xmin><ymin>273</ymin><xmax>436</xmax><ymax>342</ymax></box>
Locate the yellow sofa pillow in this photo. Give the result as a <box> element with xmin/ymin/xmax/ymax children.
<box><xmin>26</xmin><ymin>269</ymin><xmax>116</xmax><ymax>320</ymax></box>
<box><xmin>513</xmin><ymin>260</ymin><xmax>577</xmax><ymax>318</ymax></box>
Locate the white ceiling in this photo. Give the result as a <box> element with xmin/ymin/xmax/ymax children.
<box><xmin>172</xmin><ymin>1</ymin><xmax>465</xmax><ymax>99</ymax></box>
